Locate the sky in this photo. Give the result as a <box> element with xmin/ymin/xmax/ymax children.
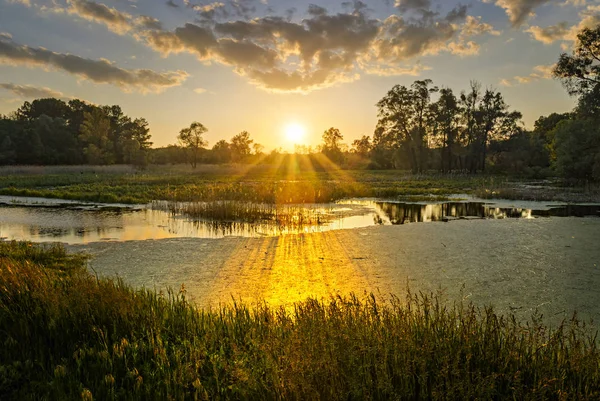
<box><xmin>0</xmin><ymin>0</ymin><xmax>597</xmax><ymax>150</ymax></box>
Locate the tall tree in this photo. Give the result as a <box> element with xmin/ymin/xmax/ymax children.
<box><xmin>376</xmin><ymin>80</ymin><xmax>437</xmax><ymax>172</ymax></box>
<box><xmin>79</xmin><ymin>108</ymin><xmax>114</xmax><ymax>165</ymax></box>
<box><xmin>178</xmin><ymin>122</ymin><xmax>208</xmax><ymax>168</ymax></box>
<box><xmin>430</xmin><ymin>88</ymin><xmax>461</xmax><ymax>172</ymax></box>
<box><xmin>321</xmin><ymin>127</ymin><xmax>344</xmax><ymax>163</ymax></box>
<box><xmin>351</xmin><ymin>135</ymin><xmax>372</xmax><ymax>157</ymax></box>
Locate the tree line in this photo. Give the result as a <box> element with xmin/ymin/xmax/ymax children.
<box><xmin>0</xmin><ymin>99</ymin><xmax>151</xmax><ymax>166</ymax></box>
<box><xmin>0</xmin><ymin>24</ymin><xmax>599</xmax><ymax>180</ymax></box>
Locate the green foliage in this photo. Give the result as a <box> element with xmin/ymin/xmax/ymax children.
<box><xmin>321</xmin><ymin>127</ymin><xmax>344</xmax><ymax>163</ymax></box>
<box><xmin>0</xmin><ymin>98</ymin><xmax>151</xmax><ymax>167</ymax></box>
<box><xmin>554</xmin><ymin>26</ymin><xmax>600</xmax><ymax>97</ymax></box>
<box><xmin>1</xmin><ymin>241</ymin><xmax>600</xmax><ymax>400</ymax></box>
<box><xmin>553</xmin><ymin>119</ymin><xmax>600</xmax><ymax>180</ymax></box>
<box><xmin>230</xmin><ymin>131</ymin><xmax>253</xmax><ymax>162</ymax></box>
<box><xmin>177</xmin><ymin>122</ymin><xmax>208</xmax><ymax>169</ymax></box>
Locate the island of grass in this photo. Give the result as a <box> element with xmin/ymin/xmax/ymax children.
<box><xmin>1</xmin><ymin>241</ymin><xmax>599</xmax><ymax>400</ymax></box>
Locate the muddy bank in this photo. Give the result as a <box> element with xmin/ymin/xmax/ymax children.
<box><xmin>69</xmin><ymin>217</ymin><xmax>600</xmax><ymax>327</ymax></box>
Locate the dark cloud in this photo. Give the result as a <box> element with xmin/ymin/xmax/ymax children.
<box><xmin>0</xmin><ymin>35</ymin><xmax>188</xmax><ymax>93</ymax></box>
<box><xmin>394</xmin><ymin>0</ymin><xmax>431</xmax><ymax>12</ymax></box>
<box><xmin>0</xmin><ymin>83</ymin><xmax>67</xmax><ymax>99</ymax></box>
<box><xmin>166</xmin><ymin>0</ymin><xmax>178</xmax><ymax>7</ymax></box>
<box><xmin>484</xmin><ymin>0</ymin><xmax>552</xmax><ymax>27</ymax></box>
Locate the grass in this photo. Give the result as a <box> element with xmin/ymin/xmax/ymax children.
<box><xmin>155</xmin><ymin>200</ymin><xmax>332</xmax><ymax>227</ymax></box>
<box><xmin>0</xmin><ymin>164</ymin><xmax>512</xmax><ymax>205</ymax></box>
<box><xmin>1</xmin><ymin>241</ymin><xmax>600</xmax><ymax>400</ymax></box>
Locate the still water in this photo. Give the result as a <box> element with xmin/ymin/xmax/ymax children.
<box><xmin>0</xmin><ymin>195</ymin><xmax>598</xmax><ymax>244</ymax></box>
<box><xmin>2</xmin><ymin>195</ymin><xmax>599</xmax><ymax>326</ymax></box>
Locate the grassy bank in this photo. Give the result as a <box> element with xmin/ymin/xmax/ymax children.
<box><xmin>1</xmin><ymin>241</ymin><xmax>599</xmax><ymax>400</ymax></box>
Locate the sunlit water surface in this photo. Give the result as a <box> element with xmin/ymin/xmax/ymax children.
<box><xmin>2</xmin><ymin>195</ymin><xmax>600</xmax><ymax>326</ymax></box>
<box><xmin>1</xmin><ymin>195</ymin><xmax>598</xmax><ymax>244</ymax></box>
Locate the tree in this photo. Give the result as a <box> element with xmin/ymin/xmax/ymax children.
<box><xmin>533</xmin><ymin>112</ymin><xmax>572</xmax><ymax>164</ymax></box>
<box><xmin>553</xmin><ymin>119</ymin><xmax>600</xmax><ymax>180</ymax></box>
<box><xmin>178</xmin><ymin>122</ymin><xmax>208</xmax><ymax>168</ymax></box>
<box><xmin>376</xmin><ymin>79</ymin><xmax>438</xmax><ymax>172</ymax></box>
<box><xmin>351</xmin><ymin>135</ymin><xmax>372</xmax><ymax>157</ymax></box>
<box><xmin>79</xmin><ymin>108</ymin><xmax>114</xmax><ymax>165</ymax></box>
<box><xmin>321</xmin><ymin>127</ymin><xmax>344</xmax><ymax>163</ymax></box>
<box><xmin>211</xmin><ymin>140</ymin><xmax>231</xmax><ymax>164</ymax></box>
<box><xmin>230</xmin><ymin>131</ymin><xmax>253</xmax><ymax>162</ymax></box>
<box><xmin>252</xmin><ymin>143</ymin><xmax>264</xmax><ymax>155</ymax></box>
<box><xmin>430</xmin><ymin>88</ymin><xmax>461</xmax><ymax>172</ymax></box>
<box><xmin>554</xmin><ymin>26</ymin><xmax>600</xmax><ymax>97</ymax></box>
<box><xmin>15</xmin><ymin>98</ymin><xmax>70</xmax><ymax>121</ymax></box>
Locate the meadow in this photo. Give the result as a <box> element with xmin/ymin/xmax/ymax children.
<box><xmin>0</xmin><ymin>163</ymin><xmax>597</xmax><ymax>208</ymax></box>
<box><xmin>1</xmin><ymin>241</ymin><xmax>599</xmax><ymax>400</ymax></box>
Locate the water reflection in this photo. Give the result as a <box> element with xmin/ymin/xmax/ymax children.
<box><xmin>373</xmin><ymin>202</ymin><xmax>600</xmax><ymax>224</ymax></box>
<box><xmin>0</xmin><ymin>199</ymin><xmax>598</xmax><ymax>244</ymax></box>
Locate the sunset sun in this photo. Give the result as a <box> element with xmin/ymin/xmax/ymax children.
<box><xmin>284</xmin><ymin>123</ymin><xmax>306</xmax><ymax>144</ymax></box>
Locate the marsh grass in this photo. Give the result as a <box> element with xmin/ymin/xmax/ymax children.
<box><xmin>1</xmin><ymin>241</ymin><xmax>600</xmax><ymax>400</ymax></box>
<box><xmin>155</xmin><ymin>200</ymin><xmax>331</xmax><ymax>228</ymax></box>
<box><xmin>0</xmin><ymin>167</ymin><xmax>519</xmax><ymax>205</ymax></box>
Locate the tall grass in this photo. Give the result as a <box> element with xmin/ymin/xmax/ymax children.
<box><xmin>155</xmin><ymin>200</ymin><xmax>330</xmax><ymax>227</ymax></box>
<box><xmin>1</xmin><ymin>241</ymin><xmax>599</xmax><ymax>399</ymax></box>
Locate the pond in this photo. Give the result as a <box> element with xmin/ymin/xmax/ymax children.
<box><xmin>1</xmin><ymin>195</ymin><xmax>599</xmax><ymax>244</ymax></box>
<box><xmin>2</xmin><ymin>195</ymin><xmax>599</xmax><ymax>327</ymax></box>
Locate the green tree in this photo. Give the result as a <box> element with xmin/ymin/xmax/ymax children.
<box><xmin>79</xmin><ymin>108</ymin><xmax>114</xmax><ymax>165</ymax></box>
<box><xmin>376</xmin><ymin>80</ymin><xmax>438</xmax><ymax>172</ymax></box>
<box><xmin>178</xmin><ymin>122</ymin><xmax>208</xmax><ymax>168</ymax></box>
<box><xmin>211</xmin><ymin>140</ymin><xmax>232</xmax><ymax>164</ymax></box>
<box><xmin>351</xmin><ymin>135</ymin><xmax>372</xmax><ymax>157</ymax></box>
<box><xmin>321</xmin><ymin>127</ymin><xmax>344</xmax><ymax>163</ymax></box>
<box><xmin>554</xmin><ymin>26</ymin><xmax>600</xmax><ymax>97</ymax></box>
<box><xmin>553</xmin><ymin>119</ymin><xmax>600</xmax><ymax>180</ymax></box>
<box><xmin>430</xmin><ymin>88</ymin><xmax>461</xmax><ymax>172</ymax></box>
<box><xmin>230</xmin><ymin>131</ymin><xmax>253</xmax><ymax>162</ymax></box>
<box><xmin>15</xmin><ymin>98</ymin><xmax>70</xmax><ymax>121</ymax></box>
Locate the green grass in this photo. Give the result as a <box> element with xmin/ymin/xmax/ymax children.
<box><xmin>1</xmin><ymin>241</ymin><xmax>600</xmax><ymax>400</ymax></box>
<box><xmin>0</xmin><ymin>165</ymin><xmax>508</xmax><ymax>205</ymax></box>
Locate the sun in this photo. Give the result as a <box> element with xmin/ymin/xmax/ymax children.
<box><xmin>284</xmin><ymin>123</ymin><xmax>306</xmax><ymax>144</ymax></box>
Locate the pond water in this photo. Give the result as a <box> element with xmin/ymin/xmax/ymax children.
<box><xmin>1</xmin><ymin>195</ymin><xmax>599</xmax><ymax>244</ymax></box>
<box><xmin>2</xmin><ymin>195</ymin><xmax>600</xmax><ymax>327</ymax></box>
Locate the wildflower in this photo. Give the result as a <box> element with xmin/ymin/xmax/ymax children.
<box><xmin>81</xmin><ymin>388</ymin><xmax>93</xmax><ymax>401</ymax></box>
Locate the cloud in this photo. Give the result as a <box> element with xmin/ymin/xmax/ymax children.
<box><xmin>526</xmin><ymin>5</ymin><xmax>600</xmax><ymax>46</ymax></box>
<box><xmin>65</xmin><ymin>0</ymin><xmax>133</xmax><ymax>34</ymax></box>
<box><xmin>0</xmin><ymin>35</ymin><xmax>188</xmax><ymax>93</ymax></box>
<box><xmin>11</xmin><ymin>0</ymin><xmax>501</xmax><ymax>93</ymax></box>
<box><xmin>394</xmin><ymin>0</ymin><xmax>431</xmax><ymax>12</ymax></box>
<box><xmin>0</xmin><ymin>83</ymin><xmax>67</xmax><ymax>99</ymax></box>
<box><xmin>484</xmin><ymin>0</ymin><xmax>552</xmax><ymax>27</ymax></box>
<box><xmin>193</xmin><ymin>87</ymin><xmax>207</xmax><ymax>93</ymax></box>
<box><xmin>166</xmin><ymin>0</ymin><xmax>178</xmax><ymax>7</ymax></box>
<box><xmin>500</xmin><ymin>64</ymin><xmax>556</xmax><ymax>86</ymax></box>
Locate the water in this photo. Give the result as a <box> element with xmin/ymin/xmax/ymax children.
<box><xmin>2</xmin><ymin>195</ymin><xmax>599</xmax><ymax>326</ymax></box>
<box><xmin>0</xmin><ymin>196</ymin><xmax>598</xmax><ymax>244</ymax></box>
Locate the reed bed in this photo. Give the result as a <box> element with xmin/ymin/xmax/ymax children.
<box><xmin>1</xmin><ymin>241</ymin><xmax>600</xmax><ymax>400</ymax></box>
<box><xmin>154</xmin><ymin>200</ymin><xmax>331</xmax><ymax>228</ymax></box>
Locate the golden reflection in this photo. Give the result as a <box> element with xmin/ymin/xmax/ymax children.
<box><xmin>204</xmin><ymin>231</ymin><xmax>376</xmax><ymax>309</ymax></box>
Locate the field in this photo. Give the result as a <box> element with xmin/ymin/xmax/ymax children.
<box><xmin>1</xmin><ymin>241</ymin><xmax>600</xmax><ymax>400</ymax></box>
<box><xmin>0</xmin><ymin>163</ymin><xmax>598</xmax><ymax>206</ymax></box>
